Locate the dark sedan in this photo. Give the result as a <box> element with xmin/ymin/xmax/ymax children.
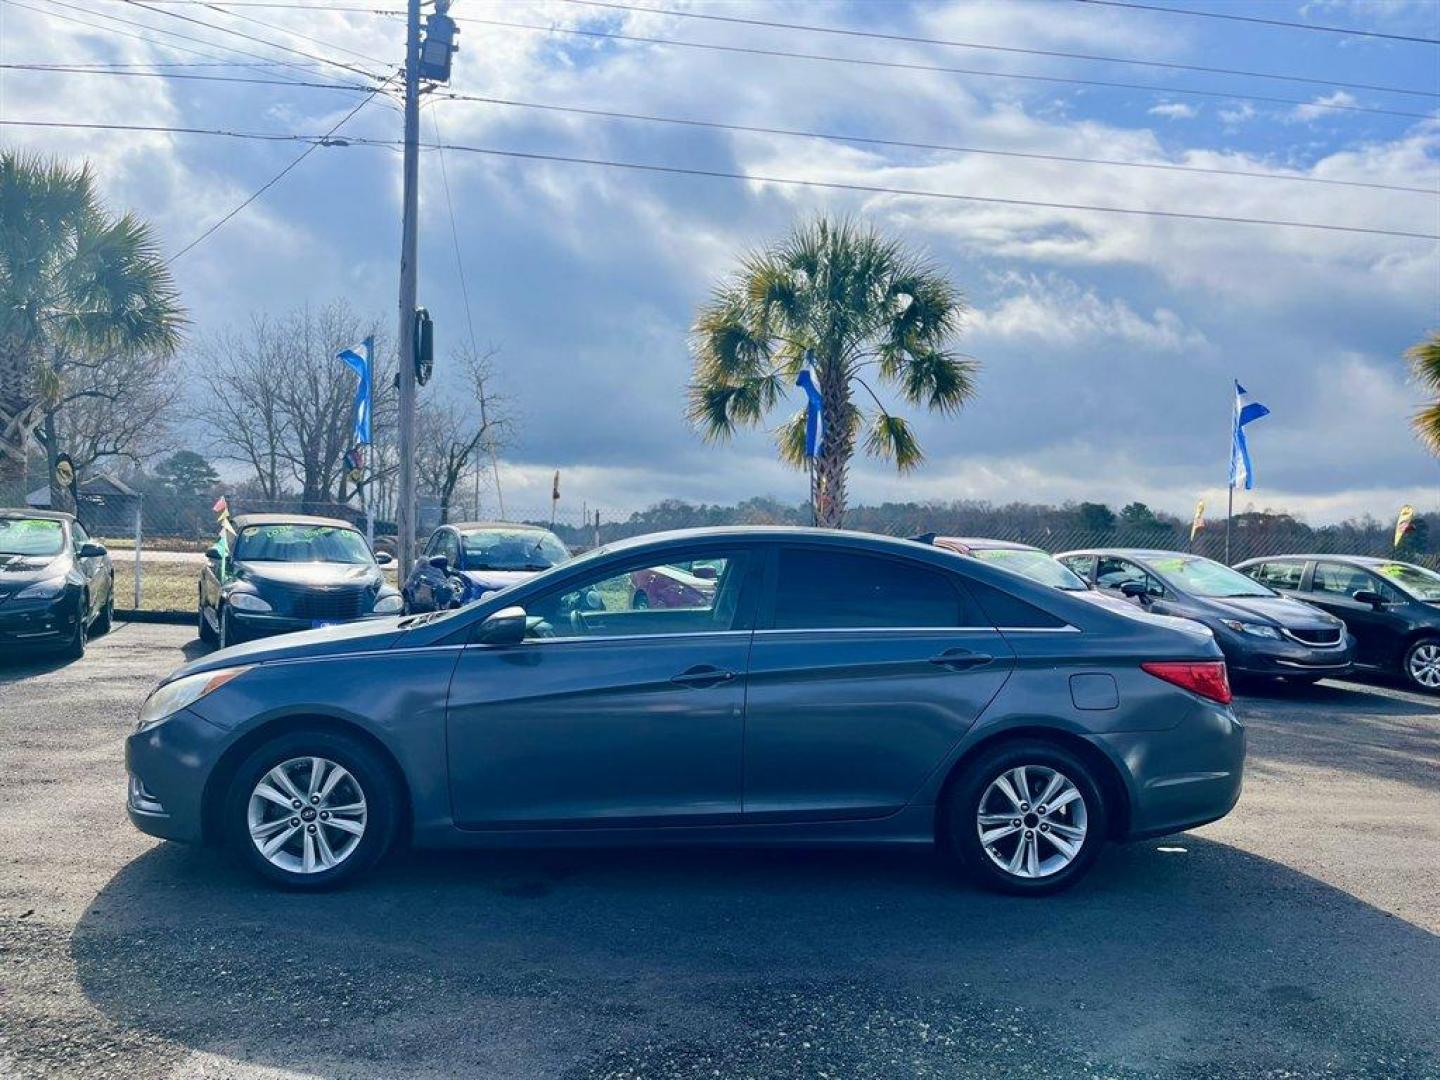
<box><xmin>1056</xmin><ymin>548</ymin><xmax>1352</xmax><ymax>684</ymax></box>
<box><xmin>0</xmin><ymin>509</ymin><xmax>114</xmax><ymax>659</ymax></box>
<box><xmin>1238</xmin><ymin>554</ymin><xmax>1440</xmax><ymax>692</ymax></box>
<box><xmin>198</xmin><ymin>514</ymin><xmax>402</xmax><ymax>649</ymax></box>
<box><xmin>129</xmin><ymin>527</ymin><xmax>1243</xmax><ymax>895</ymax></box>
<box><xmin>403</xmin><ymin>522</ymin><xmax>570</xmax><ymax>613</ymax></box>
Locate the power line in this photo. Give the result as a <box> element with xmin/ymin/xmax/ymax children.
<box><xmin>1073</xmin><ymin>0</ymin><xmax>1440</xmax><ymax>46</ymax></box>
<box><xmin>458</xmin><ymin>16</ymin><xmax>1439</xmax><ymax>122</ymax></box>
<box><xmin>112</xmin><ymin>0</ymin><xmax>390</xmax><ymax>81</ymax></box>
<box><xmin>0</xmin><ymin>61</ymin><xmax>379</xmax><ymax>91</ymax></box>
<box><xmin>557</xmin><ymin>0</ymin><xmax>1439</xmax><ymax>100</ymax></box>
<box><xmin>168</xmin><ymin>77</ymin><xmax>393</xmax><ymax>260</ymax></box>
<box><xmin>21</xmin><ymin>0</ymin><xmax>346</xmax><ymax>84</ymax></box>
<box><xmin>186</xmin><ymin>0</ymin><xmax>391</xmax><ymax>65</ymax></box>
<box><xmin>433</xmin><ymin>91</ymin><xmax>1438</xmax><ymax>196</ymax></box>
<box><xmin>5</xmin><ymin>116</ymin><xmax>1433</xmax><ymax>240</ymax></box>
<box><xmin>110</xmin><ymin>0</ymin><xmax>398</xmax><ymax>8</ymax></box>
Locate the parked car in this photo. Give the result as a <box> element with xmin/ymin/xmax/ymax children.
<box><xmin>403</xmin><ymin>522</ymin><xmax>571</xmax><ymax>612</ymax></box>
<box><xmin>0</xmin><ymin>509</ymin><xmax>114</xmax><ymax>659</ymax></box>
<box><xmin>1236</xmin><ymin>554</ymin><xmax>1440</xmax><ymax>692</ymax></box>
<box><xmin>926</xmin><ymin>537</ymin><xmax>1139</xmax><ymax>613</ymax></box>
<box><xmin>1056</xmin><ymin>548</ymin><xmax>1352</xmax><ymax>685</ymax></box>
<box><xmin>129</xmin><ymin>527</ymin><xmax>1243</xmax><ymax>895</ymax></box>
<box><xmin>198</xmin><ymin>514</ymin><xmax>401</xmax><ymax>649</ymax></box>
<box><xmin>630</xmin><ymin>560</ymin><xmax>718</xmax><ymax>609</ymax></box>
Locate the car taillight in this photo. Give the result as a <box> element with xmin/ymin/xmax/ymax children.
<box><xmin>1141</xmin><ymin>660</ymin><xmax>1232</xmax><ymax>705</ymax></box>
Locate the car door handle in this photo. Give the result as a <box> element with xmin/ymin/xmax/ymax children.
<box><xmin>670</xmin><ymin>664</ymin><xmax>737</xmax><ymax>689</ymax></box>
<box><xmin>929</xmin><ymin>648</ymin><xmax>994</xmax><ymax>670</ymax></box>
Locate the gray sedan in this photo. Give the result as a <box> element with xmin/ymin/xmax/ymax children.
<box><xmin>126</xmin><ymin>528</ymin><xmax>1244</xmax><ymax>895</ymax></box>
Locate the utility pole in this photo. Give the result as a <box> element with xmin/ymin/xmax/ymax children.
<box><xmin>395</xmin><ymin>0</ymin><xmax>421</xmax><ymax>575</ymax></box>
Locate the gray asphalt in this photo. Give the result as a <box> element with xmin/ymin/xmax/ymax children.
<box><xmin>1</xmin><ymin>622</ymin><xmax>1436</xmax><ymax>1079</ymax></box>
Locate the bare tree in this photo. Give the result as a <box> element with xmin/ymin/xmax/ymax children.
<box><xmin>416</xmin><ymin>346</ymin><xmax>509</xmax><ymax>524</ymax></box>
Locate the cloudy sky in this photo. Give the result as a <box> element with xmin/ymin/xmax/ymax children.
<box><xmin>2</xmin><ymin>0</ymin><xmax>1438</xmax><ymax>522</ymax></box>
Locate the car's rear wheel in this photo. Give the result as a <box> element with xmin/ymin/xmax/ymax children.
<box><xmin>1403</xmin><ymin>637</ymin><xmax>1440</xmax><ymax>693</ymax></box>
<box><xmin>943</xmin><ymin>739</ymin><xmax>1107</xmax><ymax>896</ymax></box>
<box><xmin>223</xmin><ymin>730</ymin><xmax>399</xmax><ymax>889</ymax></box>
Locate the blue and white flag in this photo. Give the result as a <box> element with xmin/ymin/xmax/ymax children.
<box><xmin>795</xmin><ymin>357</ymin><xmax>824</xmax><ymax>459</ymax></box>
<box><xmin>336</xmin><ymin>336</ymin><xmax>373</xmax><ymax>446</ymax></box>
<box><xmin>1229</xmin><ymin>380</ymin><xmax>1270</xmax><ymax>491</ymax></box>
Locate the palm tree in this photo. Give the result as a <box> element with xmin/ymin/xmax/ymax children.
<box><xmin>1407</xmin><ymin>331</ymin><xmax>1440</xmax><ymax>454</ymax></box>
<box><xmin>0</xmin><ymin>151</ymin><xmax>184</xmax><ymax>486</ymax></box>
<box><xmin>688</xmin><ymin>217</ymin><xmax>975</xmax><ymax>527</ymax></box>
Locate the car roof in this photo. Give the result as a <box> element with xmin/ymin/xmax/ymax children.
<box><xmin>592</xmin><ymin>525</ymin><xmax>963</xmax><ymax>558</ymax></box>
<box><xmin>933</xmin><ymin>536</ymin><xmax>1045</xmax><ymax>553</ymax></box>
<box><xmin>1234</xmin><ymin>554</ymin><xmax>1388</xmax><ymax>566</ymax></box>
<box><xmin>0</xmin><ymin>508</ymin><xmax>74</xmax><ymax>523</ymax></box>
<box><xmin>231</xmin><ymin>513</ymin><xmax>358</xmax><ymax>530</ymax></box>
<box><xmin>447</xmin><ymin>521</ymin><xmax>555</xmax><ymax>533</ymax></box>
<box><xmin>1055</xmin><ymin>547</ymin><xmax>1197</xmax><ymax>561</ymax></box>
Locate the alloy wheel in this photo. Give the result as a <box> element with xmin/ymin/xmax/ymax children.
<box><xmin>246</xmin><ymin>757</ymin><xmax>368</xmax><ymax>874</ymax></box>
<box><xmin>976</xmin><ymin>765</ymin><xmax>1088</xmax><ymax>880</ymax></box>
<box><xmin>1408</xmin><ymin>643</ymin><xmax>1440</xmax><ymax>689</ymax></box>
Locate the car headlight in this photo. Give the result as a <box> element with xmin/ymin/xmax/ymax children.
<box><xmin>227</xmin><ymin>592</ymin><xmax>272</xmax><ymax>613</ymax></box>
<box><xmin>136</xmin><ymin>666</ymin><xmax>251</xmax><ymax>732</ymax></box>
<box><xmin>1220</xmin><ymin>619</ymin><xmax>1282</xmax><ymax>639</ymax></box>
<box><xmin>373</xmin><ymin>593</ymin><xmax>403</xmax><ymax>614</ymax></box>
<box><xmin>15</xmin><ymin>577</ymin><xmax>67</xmax><ymax>600</ymax></box>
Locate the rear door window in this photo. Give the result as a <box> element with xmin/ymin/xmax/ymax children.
<box><xmin>771</xmin><ymin>548</ymin><xmax>985</xmax><ymax>629</ymax></box>
<box><xmin>1250</xmin><ymin>561</ymin><xmax>1303</xmax><ymax>590</ymax></box>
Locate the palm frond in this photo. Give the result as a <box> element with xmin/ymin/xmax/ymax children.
<box><xmin>691</xmin><ymin>290</ymin><xmax>772</xmax><ymax>382</ymax></box>
<box><xmin>775</xmin><ymin>408</ymin><xmax>811</xmax><ymax>469</ymax></box>
<box><xmin>1407</xmin><ymin>331</ymin><xmax>1440</xmax><ymax>453</ymax></box>
<box><xmin>864</xmin><ymin>411</ymin><xmax>924</xmax><ymax>472</ymax></box>
<box><xmin>685</xmin><ymin>372</ymin><xmax>783</xmax><ymax>440</ymax></box>
<box><xmin>896</xmin><ymin>350</ymin><xmax>979</xmax><ymax>415</ymax></box>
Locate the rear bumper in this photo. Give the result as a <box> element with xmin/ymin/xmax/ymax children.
<box><xmin>1096</xmin><ymin>702</ymin><xmax>1246</xmax><ymax>840</ymax></box>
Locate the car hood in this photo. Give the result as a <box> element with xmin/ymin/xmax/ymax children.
<box><xmin>460</xmin><ymin>568</ymin><xmax>538</xmax><ymax>592</ymax></box>
<box><xmin>1073</xmin><ymin>590</ymin><xmax>1215</xmax><ymax>639</ymax></box>
<box><xmin>234</xmin><ymin>559</ymin><xmax>384</xmax><ymax>590</ymax></box>
<box><xmin>0</xmin><ymin>551</ymin><xmax>67</xmax><ymax>591</ymax></box>
<box><xmin>166</xmin><ymin>616</ymin><xmax>408</xmax><ymax>683</ymax></box>
<box><xmin>1204</xmin><ymin>594</ymin><xmax>1337</xmax><ymax>628</ymax></box>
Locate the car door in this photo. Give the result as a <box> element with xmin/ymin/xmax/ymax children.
<box><xmin>69</xmin><ymin>521</ymin><xmax>103</xmax><ymax>619</ymax></box>
<box><xmin>1094</xmin><ymin>556</ymin><xmax>1162</xmax><ymax>606</ymax></box>
<box><xmin>444</xmin><ymin>544</ymin><xmax>760</xmax><ymax>828</ymax></box>
<box><xmin>408</xmin><ymin>531</ymin><xmax>446</xmax><ymax>611</ymax></box>
<box><xmin>1306</xmin><ymin>561</ymin><xmax>1407</xmax><ymax>667</ymax></box>
<box><xmin>740</xmin><ymin>544</ymin><xmax>1016</xmax><ymax>821</ymax></box>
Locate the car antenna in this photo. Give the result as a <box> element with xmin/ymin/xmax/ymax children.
<box><xmin>909</xmin><ymin>532</ymin><xmax>937</xmax><ymax>546</ymax></box>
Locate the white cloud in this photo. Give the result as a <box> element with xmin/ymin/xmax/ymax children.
<box><xmin>1149</xmin><ymin>103</ymin><xmax>1198</xmax><ymax>120</ymax></box>
<box><xmin>1290</xmin><ymin>91</ymin><xmax>1360</xmax><ymax>123</ymax></box>
<box><xmin>969</xmin><ymin>273</ymin><xmax>1207</xmax><ymax>352</ymax></box>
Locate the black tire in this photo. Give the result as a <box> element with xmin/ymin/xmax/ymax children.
<box><xmin>1401</xmin><ymin>637</ymin><xmax>1440</xmax><ymax>694</ymax></box>
<box><xmin>62</xmin><ymin>594</ymin><xmax>88</xmax><ymax>660</ymax></box>
<box><xmin>218</xmin><ymin>604</ymin><xmax>238</xmax><ymax>650</ymax></box>
<box><xmin>198</xmin><ymin>595</ymin><xmax>217</xmax><ymax>645</ymax></box>
<box><xmin>223</xmin><ymin>729</ymin><xmax>400</xmax><ymax>890</ymax></box>
<box><xmin>93</xmin><ymin>582</ymin><xmax>115</xmax><ymax>636</ymax></box>
<box><xmin>1283</xmin><ymin>674</ymin><xmax>1324</xmax><ymax>687</ymax></box>
<box><xmin>942</xmin><ymin>738</ymin><xmax>1108</xmax><ymax>896</ymax></box>
<box><xmin>632</xmin><ymin>591</ymin><xmax>649</xmax><ymax>609</ymax></box>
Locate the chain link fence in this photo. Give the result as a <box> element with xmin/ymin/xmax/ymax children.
<box><xmin>2</xmin><ymin>480</ymin><xmax>1432</xmax><ymax>615</ymax></box>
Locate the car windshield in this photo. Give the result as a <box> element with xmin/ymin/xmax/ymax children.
<box><xmin>462</xmin><ymin>529</ymin><xmax>570</xmax><ymax>571</ymax></box>
<box><xmin>0</xmin><ymin>517</ymin><xmax>65</xmax><ymax>557</ymax></box>
<box><xmin>1149</xmin><ymin>555</ymin><xmax>1273</xmax><ymax>598</ymax></box>
<box><xmin>234</xmin><ymin>524</ymin><xmax>373</xmax><ymax>564</ymax></box>
<box><xmin>1374</xmin><ymin>562</ymin><xmax>1440</xmax><ymax>601</ymax></box>
<box><xmin>972</xmin><ymin>548</ymin><xmax>1088</xmax><ymax>590</ymax></box>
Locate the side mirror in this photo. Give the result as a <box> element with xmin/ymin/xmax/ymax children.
<box><xmin>79</xmin><ymin>542</ymin><xmax>107</xmax><ymax>558</ymax></box>
<box><xmin>375</xmin><ymin>551</ymin><xmax>394</xmax><ymax>566</ymax></box>
<box><xmin>476</xmin><ymin>605</ymin><xmax>527</xmax><ymax>645</ymax></box>
<box><xmin>1351</xmin><ymin>589</ymin><xmax>1384</xmax><ymax>608</ymax></box>
<box><xmin>204</xmin><ymin>546</ymin><xmax>222</xmax><ymax>561</ymax></box>
<box><xmin>1119</xmin><ymin>580</ymin><xmax>1149</xmax><ymax>599</ymax></box>
<box><xmin>428</xmin><ymin>554</ymin><xmax>448</xmax><ymax>570</ymax></box>
<box><xmin>692</xmin><ymin>565</ymin><xmax>718</xmax><ymax>581</ymax></box>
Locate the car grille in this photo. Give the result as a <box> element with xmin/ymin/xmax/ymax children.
<box><xmin>270</xmin><ymin>583</ymin><xmax>369</xmax><ymax>621</ymax></box>
<box><xmin>1286</xmin><ymin>626</ymin><xmax>1343</xmax><ymax>647</ymax></box>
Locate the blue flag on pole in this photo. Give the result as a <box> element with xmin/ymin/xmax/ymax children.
<box><xmin>1229</xmin><ymin>380</ymin><xmax>1270</xmax><ymax>490</ymax></box>
<box><xmin>796</xmin><ymin>359</ymin><xmax>824</xmax><ymax>459</ymax></box>
<box><xmin>336</xmin><ymin>336</ymin><xmax>373</xmax><ymax>446</ymax></box>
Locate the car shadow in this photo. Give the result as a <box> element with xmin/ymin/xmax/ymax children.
<box><xmin>0</xmin><ymin>649</ymin><xmax>73</xmax><ymax>681</ymax></box>
<box><xmin>1234</xmin><ymin>679</ymin><xmax>1440</xmax><ymax>792</ymax></box>
<box><xmin>69</xmin><ymin>838</ymin><xmax>1439</xmax><ymax>1078</ymax></box>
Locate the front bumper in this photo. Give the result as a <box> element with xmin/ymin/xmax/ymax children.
<box><xmin>1096</xmin><ymin>700</ymin><xmax>1246</xmax><ymax>840</ymax></box>
<box><xmin>1217</xmin><ymin>629</ymin><xmax>1353</xmax><ymax>677</ymax></box>
<box><xmin>125</xmin><ymin>706</ymin><xmax>232</xmax><ymax>844</ymax></box>
<box><xmin>0</xmin><ymin>592</ymin><xmax>79</xmax><ymax>650</ymax></box>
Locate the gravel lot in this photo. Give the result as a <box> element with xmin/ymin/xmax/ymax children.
<box><xmin>1</xmin><ymin>622</ymin><xmax>1437</xmax><ymax>1079</ymax></box>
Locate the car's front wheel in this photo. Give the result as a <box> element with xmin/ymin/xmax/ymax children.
<box><xmin>1402</xmin><ymin>637</ymin><xmax>1440</xmax><ymax>693</ymax></box>
<box><xmin>62</xmin><ymin>594</ymin><xmax>88</xmax><ymax>660</ymax></box>
<box><xmin>223</xmin><ymin>730</ymin><xmax>399</xmax><ymax>889</ymax></box>
<box><xmin>93</xmin><ymin>583</ymin><xmax>115</xmax><ymax>636</ymax></box>
<box><xmin>943</xmin><ymin>739</ymin><xmax>1108</xmax><ymax>896</ymax></box>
